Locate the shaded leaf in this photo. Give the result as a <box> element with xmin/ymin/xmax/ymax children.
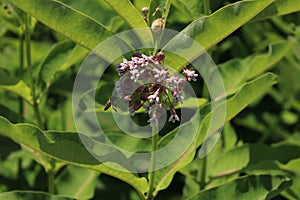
<box><xmin>0</xmin><ymin>68</ymin><xmax>33</xmax><ymax>104</ymax></box>
<box><xmin>0</xmin><ymin>116</ymin><xmax>149</xmax><ymax>195</ymax></box>
<box><xmin>0</xmin><ymin>191</ymin><xmax>71</xmax><ymax>200</ymax></box>
<box><xmin>9</xmin><ymin>0</ymin><xmax>112</xmax><ymax>50</ymax></box>
<box><xmin>153</xmin><ymin>73</ymin><xmax>277</xmax><ymax>193</ymax></box>
<box><xmin>187</xmin><ymin>175</ymin><xmax>291</xmax><ymax>200</ymax></box>
<box><xmin>55</xmin><ymin>165</ymin><xmax>99</xmax><ymax>199</ymax></box>
<box><xmin>163</xmin><ymin>0</ymin><xmax>275</xmax><ymax>69</ymax></box>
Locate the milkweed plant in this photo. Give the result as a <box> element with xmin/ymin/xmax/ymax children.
<box><xmin>0</xmin><ymin>0</ymin><xmax>300</xmax><ymax>200</ymax></box>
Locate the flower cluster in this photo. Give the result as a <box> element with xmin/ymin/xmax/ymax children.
<box><xmin>112</xmin><ymin>52</ymin><xmax>198</xmax><ymax>126</ymax></box>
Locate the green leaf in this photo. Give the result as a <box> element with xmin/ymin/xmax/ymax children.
<box><xmin>186</xmin><ymin>175</ymin><xmax>291</xmax><ymax>200</ymax></box>
<box><xmin>215</xmin><ymin>41</ymin><xmax>291</xmax><ymax>96</ymax></box>
<box><xmin>163</xmin><ymin>0</ymin><xmax>275</xmax><ymax>69</ymax></box>
<box><xmin>37</xmin><ymin>41</ymin><xmax>76</xmax><ymax>86</ymax></box>
<box><xmin>251</xmin><ymin>0</ymin><xmax>300</xmax><ymax>22</ymax></box>
<box><xmin>9</xmin><ymin>0</ymin><xmax>112</xmax><ymax>50</ymax></box>
<box><xmin>55</xmin><ymin>165</ymin><xmax>99</xmax><ymax>199</ymax></box>
<box><xmin>58</xmin><ymin>0</ymin><xmax>121</xmax><ymax>28</ymax></box>
<box><xmin>0</xmin><ymin>68</ymin><xmax>33</xmax><ymax>104</ymax></box>
<box><xmin>104</xmin><ymin>0</ymin><xmax>148</xmax><ymax>29</ymax></box>
<box><xmin>104</xmin><ymin>0</ymin><xmax>153</xmax><ymax>45</ymax></box>
<box><xmin>36</xmin><ymin>41</ymin><xmax>88</xmax><ymax>95</ymax></box>
<box><xmin>281</xmin><ymin>158</ymin><xmax>300</xmax><ymax>199</ymax></box>
<box><xmin>0</xmin><ymin>191</ymin><xmax>71</xmax><ymax>200</ymax></box>
<box><xmin>0</xmin><ymin>116</ymin><xmax>149</xmax><ymax>195</ymax></box>
<box><xmin>197</xmin><ymin>73</ymin><xmax>277</xmax><ymax>147</ymax></box>
<box><xmin>209</xmin><ymin>143</ymin><xmax>300</xmax><ymax>180</ymax></box>
<box><xmin>246</xmin><ymin>41</ymin><xmax>292</xmax><ymax>79</ymax></box>
<box><xmin>152</xmin><ymin>73</ymin><xmax>277</xmax><ymax>193</ymax></box>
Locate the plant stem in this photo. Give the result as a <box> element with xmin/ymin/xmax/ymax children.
<box><xmin>147</xmin><ymin>124</ymin><xmax>159</xmax><ymax>200</ymax></box>
<box><xmin>24</xmin><ymin>14</ymin><xmax>45</xmax><ymax>130</ymax></box>
<box><xmin>19</xmin><ymin>32</ymin><xmax>24</xmax><ymax>116</ymax></box>
<box><xmin>25</xmin><ymin>14</ymin><xmax>55</xmax><ymax>194</ymax></box>
<box><xmin>47</xmin><ymin>170</ymin><xmax>55</xmax><ymax>194</ymax></box>
<box><xmin>203</xmin><ymin>0</ymin><xmax>211</xmax><ymax>15</ymax></box>
<box><xmin>199</xmin><ymin>156</ymin><xmax>207</xmax><ymax>190</ymax></box>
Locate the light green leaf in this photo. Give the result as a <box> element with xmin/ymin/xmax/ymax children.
<box><xmin>281</xmin><ymin>158</ymin><xmax>300</xmax><ymax>199</ymax></box>
<box><xmin>209</xmin><ymin>143</ymin><xmax>300</xmax><ymax>180</ymax></box>
<box><xmin>153</xmin><ymin>73</ymin><xmax>277</xmax><ymax>193</ymax></box>
<box><xmin>36</xmin><ymin>41</ymin><xmax>88</xmax><ymax>95</ymax></box>
<box><xmin>0</xmin><ymin>68</ymin><xmax>33</xmax><ymax>104</ymax></box>
<box><xmin>104</xmin><ymin>0</ymin><xmax>148</xmax><ymax>29</ymax></box>
<box><xmin>251</xmin><ymin>0</ymin><xmax>300</xmax><ymax>22</ymax></box>
<box><xmin>163</xmin><ymin>0</ymin><xmax>275</xmax><ymax>69</ymax></box>
<box><xmin>104</xmin><ymin>0</ymin><xmax>153</xmax><ymax>45</ymax></box>
<box><xmin>37</xmin><ymin>41</ymin><xmax>76</xmax><ymax>86</ymax></box>
<box><xmin>9</xmin><ymin>0</ymin><xmax>112</xmax><ymax>50</ymax></box>
<box><xmin>246</xmin><ymin>41</ymin><xmax>292</xmax><ymax>79</ymax></box>
<box><xmin>215</xmin><ymin>41</ymin><xmax>291</xmax><ymax>96</ymax></box>
<box><xmin>197</xmin><ymin>73</ymin><xmax>277</xmax><ymax>147</ymax></box>
<box><xmin>0</xmin><ymin>116</ymin><xmax>149</xmax><ymax>195</ymax></box>
<box><xmin>187</xmin><ymin>175</ymin><xmax>291</xmax><ymax>200</ymax></box>
<box><xmin>0</xmin><ymin>191</ymin><xmax>71</xmax><ymax>200</ymax></box>
<box><xmin>55</xmin><ymin>165</ymin><xmax>99</xmax><ymax>199</ymax></box>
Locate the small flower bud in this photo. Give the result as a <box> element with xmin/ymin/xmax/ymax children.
<box><xmin>133</xmin><ymin>52</ymin><xmax>142</xmax><ymax>58</ymax></box>
<box><xmin>151</xmin><ymin>18</ymin><xmax>164</xmax><ymax>34</ymax></box>
<box><xmin>141</xmin><ymin>93</ymin><xmax>149</xmax><ymax>101</ymax></box>
<box><xmin>152</xmin><ymin>7</ymin><xmax>161</xmax><ymax>16</ymax></box>
<box><xmin>156</xmin><ymin>52</ymin><xmax>165</xmax><ymax>61</ymax></box>
<box><xmin>141</xmin><ymin>7</ymin><xmax>149</xmax><ymax>15</ymax></box>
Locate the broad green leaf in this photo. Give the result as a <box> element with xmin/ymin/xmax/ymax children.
<box><xmin>37</xmin><ymin>41</ymin><xmax>76</xmax><ymax>86</ymax></box>
<box><xmin>251</xmin><ymin>0</ymin><xmax>300</xmax><ymax>22</ymax></box>
<box><xmin>0</xmin><ymin>68</ymin><xmax>33</xmax><ymax>104</ymax></box>
<box><xmin>247</xmin><ymin>41</ymin><xmax>292</xmax><ymax>79</ymax></box>
<box><xmin>209</xmin><ymin>143</ymin><xmax>300</xmax><ymax>179</ymax></box>
<box><xmin>36</xmin><ymin>41</ymin><xmax>88</xmax><ymax>96</ymax></box>
<box><xmin>59</xmin><ymin>0</ymin><xmax>121</xmax><ymax>28</ymax></box>
<box><xmin>104</xmin><ymin>0</ymin><xmax>148</xmax><ymax>29</ymax></box>
<box><xmin>55</xmin><ymin>165</ymin><xmax>99</xmax><ymax>199</ymax></box>
<box><xmin>0</xmin><ymin>191</ymin><xmax>71</xmax><ymax>200</ymax></box>
<box><xmin>163</xmin><ymin>0</ymin><xmax>275</xmax><ymax>69</ymax></box>
<box><xmin>104</xmin><ymin>0</ymin><xmax>153</xmax><ymax>45</ymax></box>
<box><xmin>197</xmin><ymin>73</ymin><xmax>277</xmax><ymax>147</ymax></box>
<box><xmin>187</xmin><ymin>175</ymin><xmax>291</xmax><ymax>200</ymax></box>
<box><xmin>152</xmin><ymin>73</ymin><xmax>277</xmax><ymax>193</ymax></box>
<box><xmin>171</xmin><ymin>0</ymin><xmax>204</xmax><ymax>20</ymax></box>
<box><xmin>0</xmin><ymin>37</ymin><xmax>52</xmax><ymax>73</ymax></box>
<box><xmin>281</xmin><ymin>158</ymin><xmax>300</xmax><ymax>199</ymax></box>
<box><xmin>0</xmin><ymin>116</ymin><xmax>149</xmax><ymax>195</ymax></box>
<box><xmin>9</xmin><ymin>0</ymin><xmax>112</xmax><ymax>50</ymax></box>
<box><xmin>215</xmin><ymin>41</ymin><xmax>291</xmax><ymax>97</ymax></box>
<box><xmin>0</xmin><ymin>104</ymin><xmax>27</xmax><ymax>123</ymax></box>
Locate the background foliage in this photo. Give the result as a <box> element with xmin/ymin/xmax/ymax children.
<box><xmin>0</xmin><ymin>0</ymin><xmax>300</xmax><ymax>199</ymax></box>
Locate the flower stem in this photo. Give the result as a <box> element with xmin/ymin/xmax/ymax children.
<box><xmin>25</xmin><ymin>14</ymin><xmax>55</xmax><ymax>194</ymax></box>
<box><xmin>199</xmin><ymin>156</ymin><xmax>207</xmax><ymax>190</ymax></box>
<box><xmin>147</xmin><ymin>124</ymin><xmax>159</xmax><ymax>200</ymax></box>
<box><xmin>19</xmin><ymin>32</ymin><xmax>24</xmax><ymax>116</ymax></box>
<box><xmin>203</xmin><ymin>0</ymin><xmax>211</xmax><ymax>15</ymax></box>
<box><xmin>24</xmin><ymin>14</ymin><xmax>44</xmax><ymax>130</ymax></box>
<box><xmin>47</xmin><ymin>170</ymin><xmax>55</xmax><ymax>194</ymax></box>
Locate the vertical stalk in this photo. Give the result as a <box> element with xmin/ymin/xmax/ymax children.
<box><xmin>199</xmin><ymin>156</ymin><xmax>207</xmax><ymax>190</ymax></box>
<box><xmin>203</xmin><ymin>0</ymin><xmax>211</xmax><ymax>15</ymax></box>
<box><xmin>24</xmin><ymin>14</ymin><xmax>45</xmax><ymax>130</ymax></box>
<box><xmin>147</xmin><ymin>124</ymin><xmax>158</xmax><ymax>200</ymax></box>
<box><xmin>47</xmin><ymin>170</ymin><xmax>55</xmax><ymax>194</ymax></box>
<box><xmin>19</xmin><ymin>32</ymin><xmax>24</xmax><ymax>116</ymax></box>
<box><xmin>24</xmin><ymin>14</ymin><xmax>55</xmax><ymax>194</ymax></box>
